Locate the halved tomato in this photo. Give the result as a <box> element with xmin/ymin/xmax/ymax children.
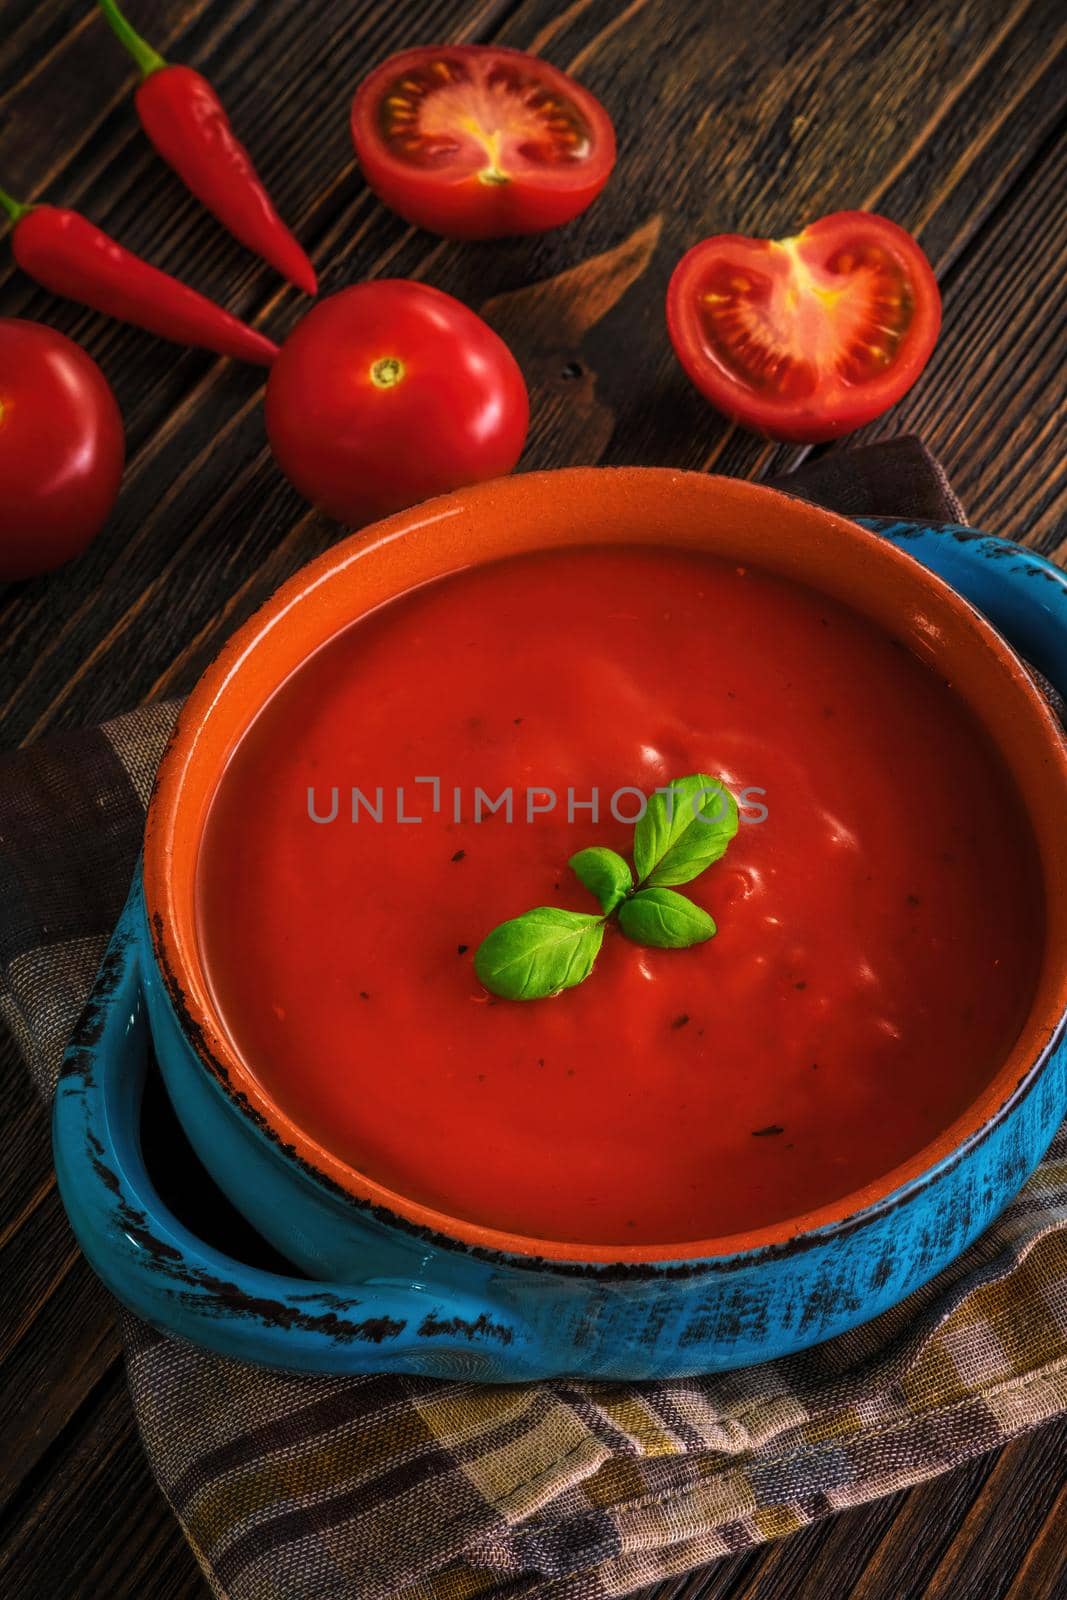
<box><xmin>351</xmin><ymin>44</ymin><xmax>616</xmax><ymax>239</ymax></box>
<box><xmin>666</xmin><ymin>212</ymin><xmax>941</xmax><ymax>443</ymax></box>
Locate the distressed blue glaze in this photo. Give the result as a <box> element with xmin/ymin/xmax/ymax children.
<box><xmin>856</xmin><ymin>518</ymin><xmax>1067</xmax><ymax>691</ymax></box>
<box><xmin>53</xmin><ymin>522</ymin><xmax>1067</xmax><ymax>1379</ymax></box>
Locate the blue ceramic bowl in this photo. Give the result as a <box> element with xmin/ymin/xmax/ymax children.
<box><xmin>54</xmin><ymin>474</ymin><xmax>1067</xmax><ymax>1378</ymax></box>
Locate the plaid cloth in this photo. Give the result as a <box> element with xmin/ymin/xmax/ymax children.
<box><xmin>2</xmin><ymin>439</ymin><xmax>1065</xmax><ymax>1600</ymax></box>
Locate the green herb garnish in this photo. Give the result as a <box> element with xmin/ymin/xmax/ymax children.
<box><xmin>472</xmin><ymin>908</ymin><xmax>606</xmax><ymax>1002</ymax></box>
<box><xmin>617</xmin><ymin>886</ymin><xmax>716</xmax><ymax>948</ymax></box>
<box><xmin>568</xmin><ymin>845</ymin><xmax>633</xmax><ymax>913</ymax></box>
<box><xmin>474</xmin><ymin>774</ymin><xmax>738</xmax><ymax>1001</ymax></box>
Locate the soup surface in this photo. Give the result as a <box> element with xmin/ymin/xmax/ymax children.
<box><xmin>197</xmin><ymin>546</ymin><xmax>1042</xmax><ymax>1245</ymax></box>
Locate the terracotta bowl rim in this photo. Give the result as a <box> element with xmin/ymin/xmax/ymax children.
<box><xmin>143</xmin><ymin>467</ymin><xmax>1067</xmax><ymax>1266</ymax></box>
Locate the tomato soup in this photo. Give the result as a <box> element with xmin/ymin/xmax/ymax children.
<box><xmin>196</xmin><ymin>546</ymin><xmax>1043</xmax><ymax>1246</ymax></box>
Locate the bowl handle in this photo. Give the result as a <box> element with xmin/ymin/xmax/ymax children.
<box><xmin>53</xmin><ymin>883</ymin><xmax>533</xmax><ymax>1375</ymax></box>
<box><xmin>859</xmin><ymin>518</ymin><xmax>1067</xmax><ymax>696</ymax></box>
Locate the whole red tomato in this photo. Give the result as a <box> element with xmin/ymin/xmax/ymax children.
<box><xmin>265</xmin><ymin>281</ymin><xmax>529</xmax><ymax>524</ymax></box>
<box><xmin>0</xmin><ymin>319</ymin><xmax>124</xmax><ymax>580</ymax></box>
<box><xmin>351</xmin><ymin>45</ymin><xmax>615</xmax><ymax>239</ymax></box>
<box><xmin>667</xmin><ymin>212</ymin><xmax>941</xmax><ymax>443</ymax></box>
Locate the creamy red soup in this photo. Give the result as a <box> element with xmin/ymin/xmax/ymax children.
<box><xmin>197</xmin><ymin>546</ymin><xmax>1043</xmax><ymax>1246</ymax></box>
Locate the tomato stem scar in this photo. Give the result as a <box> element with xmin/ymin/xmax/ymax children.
<box><xmin>370</xmin><ymin>356</ymin><xmax>406</xmax><ymax>388</ymax></box>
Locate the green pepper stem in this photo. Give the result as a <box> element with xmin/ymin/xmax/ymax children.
<box><xmin>97</xmin><ymin>0</ymin><xmax>167</xmax><ymax>78</ymax></box>
<box><xmin>0</xmin><ymin>185</ymin><xmax>31</xmax><ymax>224</ymax></box>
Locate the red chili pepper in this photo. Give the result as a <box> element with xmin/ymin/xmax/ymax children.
<box><xmin>98</xmin><ymin>0</ymin><xmax>317</xmax><ymax>296</ymax></box>
<box><xmin>0</xmin><ymin>188</ymin><xmax>278</xmax><ymax>366</ymax></box>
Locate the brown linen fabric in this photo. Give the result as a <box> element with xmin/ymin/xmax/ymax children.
<box><xmin>4</xmin><ymin>438</ymin><xmax>1066</xmax><ymax>1600</ymax></box>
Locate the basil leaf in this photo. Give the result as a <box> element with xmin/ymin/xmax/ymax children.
<box><xmin>474</xmin><ymin>908</ymin><xmax>605</xmax><ymax>1000</ymax></box>
<box><xmin>618</xmin><ymin>887</ymin><xmax>716</xmax><ymax>949</ymax></box>
<box><xmin>568</xmin><ymin>846</ymin><xmax>633</xmax><ymax>914</ymax></box>
<box><xmin>633</xmin><ymin>773</ymin><xmax>739</xmax><ymax>888</ymax></box>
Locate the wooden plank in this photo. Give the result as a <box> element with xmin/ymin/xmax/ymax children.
<box><xmin>0</xmin><ymin>1371</ymin><xmax>209</xmax><ymax>1600</ymax></box>
<box><xmin>482</xmin><ymin>0</ymin><xmax>1066</xmax><ymax>486</ymax></box>
<box><xmin>725</xmin><ymin>1453</ymin><xmax>995</xmax><ymax>1598</ymax></box>
<box><xmin>0</xmin><ymin>3</ymin><xmax>93</xmax><ymax>102</ymax></box>
<box><xmin>0</xmin><ymin>1250</ymin><xmax>119</xmax><ymax>1515</ymax></box>
<box><xmin>0</xmin><ymin>1030</ymin><xmax>51</xmax><ymax>1231</ymax></box>
<box><xmin>834</xmin><ymin>1448</ymin><xmax>1017</xmax><ymax>1599</ymax></box>
<box><xmin>914</xmin><ymin>1423</ymin><xmax>1067</xmax><ymax>1600</ymax></box>
<box><xmin>0</xmin><ymin>0</ymin><xmax>524</xmax><ymax>729</ymax></box>
<box><xmin>1000</xmin><ymin>1476</ymin><xmax>1067</xmax><ymax>1600</ymax></box>
<box><xmin>641</xmin><ymin>1422</ymin><xmax>1067</xmax><ymax>1599</ymax></box>
<box><xmin>3</xmin><ymin>0</ymin><xmax>1063</xmax><ymax>746</ymax></box>
<box><xmin>854</xmin><ymin>130</ymin><xmax>1067</xmax><ymax>548</ymax></box>
<box><xmin>0</xmin><ymin>1033</ymin><xmax>122</xmax><ymax>1512</ymax></box>
<box><xmin>0</xmin><ymin>0</ymin><xmax>521</xmax><ymax>448</ymax></box>
<box><xmin>0</xmin><ymin>3</ymin><xmax>214</xmax><ymax>199</ymax></box>
<box><xmin>860</xmin><ymin>2</ymin><xmax>1065</xmax><ymax>274</ymax></box>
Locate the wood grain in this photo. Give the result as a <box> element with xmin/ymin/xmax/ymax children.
<box><xmin>0</xmin><ymin>1</ymin><xmax>1064</xmax><ymax>1596</ymax></box>
<box><xmin>4</xmin><ymin>0</ymin><xmax>1064</xmax><ymax>746</ymax></box>
<box><xmin>0</xmin><ymin>1370</ymin><xmax>208</xmax><ymax>1600</ymax></box>
<box><xmin>857</xmin><ymin>122</ymin><xmax>1067</xmax><ymax>547</ymax></box>
<box><xmin>1001</xmin><ymin>1476</ymin><xmax>1067</xmax><ymax>1600</ymax></box>
<box><xmin>916</xmin><ymin>1425</ymin><xmax>1067</xmax><ymax>1600</ymax></box>
<box><xmin>0</xmin><ymin>1032</ymin><xmax>122</xmax><ymax>1514</ymax></box>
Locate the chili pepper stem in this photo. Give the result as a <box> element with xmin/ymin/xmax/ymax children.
<box><xmin>97</xmin><ymin>0</ymin><xmax>166</xmax><ymax>78</ymax></box>
<box><xmin>0</xmin><ymin>186</ymin><xmax>31</xmax><ymax>225</ymax></box>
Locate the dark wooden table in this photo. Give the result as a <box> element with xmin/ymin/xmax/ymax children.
<box><xmin>1</xmin><ymin>1</ymin><xmax>1065</xmax><ymax>1596</ymax></box>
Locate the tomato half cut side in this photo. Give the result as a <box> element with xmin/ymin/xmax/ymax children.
<box><xmin>351</xmin><ymin>45</ymin><xmax>616</xmax><ymax>239</ymax></box>
<box><xmin>666</xmin><ymin>212</ymin><xmax>941</xmax><ymax>444</ymax></box>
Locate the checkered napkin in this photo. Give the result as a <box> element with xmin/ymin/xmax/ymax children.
<box><xmin>3</xmin><ymin>440</ymin><xmax>1065</xmax><ymax>1600</ymax></box>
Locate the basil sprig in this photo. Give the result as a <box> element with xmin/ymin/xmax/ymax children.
<box><xmin>473</xmin><ymin>908</ymin><xmax>605</xmax><ymax>1001</ymax></box>
<box><xmin>474</xmin><ymin>774</ymin><xmax>738</xmax><ymax>1001</ymax></box>
<box><xmin>617</xmin><ymin>886</ymin><xmax>716</xmax><ymax>948</ymax></box>
<box><xmin>568</xmin><ymin>845</ymin><xmax>633</xmax><ymax>913</ymax></box>
<box><xmin>634</xmin><ymin>772</ymin><xmax>737</xmax><ymax>886</ymax></box>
